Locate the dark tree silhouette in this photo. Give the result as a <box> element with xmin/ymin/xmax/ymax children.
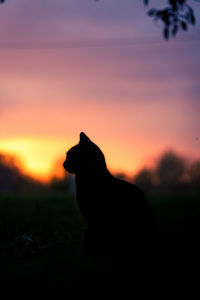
<box><xmin>0</xmin><ymin>153</ymin><xmax>43</xmax><ymax>192</ymax></box>
<box><xmin>189</xmin><ymin>161</ymin><xmax>200</xmax><ymax>192</ymax></box>
<box><xmin>49</xmin><ymin>174</ymin><xmax>69</xmax><ymax>192</ymax></box>
<box><xmin>144</xmin><ymin>0</ymin><xmax>197</xmax><ymax>39</ymax></box>
<box><xmin>133</xmin><ymin>168</ymin><xmax>154</xmax><ymax>192</ymax></box>
<box><xmin>1</xmin><ymin>0</ymin><xmax>198</xmax><ymax>39</ymax></box>
<box><xmin>156</xmin><ymin>150</ymin><xmax>186</xmax><ymax>190</ymax></box>
<box><xmin>0</xmin><ymin>154</ymin><xmax>21</xmax><ymax>191</ymax></box>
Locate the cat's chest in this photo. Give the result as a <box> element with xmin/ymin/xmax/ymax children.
<box><xmin>76</xmin><ymin>186</ymin><xmax>105</xmax><ymax>207</ymax></box>
<box><xmin>76</xmin><ymin>179</ymin><xmax>113</xmax><ymax>213</ymax></box>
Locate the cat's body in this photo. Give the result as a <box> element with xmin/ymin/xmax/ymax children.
<box><xmin>63</xmin><ymin>133</ymin><xmax>158</xmax><ymax>260</ymax></box>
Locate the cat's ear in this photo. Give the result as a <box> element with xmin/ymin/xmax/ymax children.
<box><xmin>79</xmin><ymin>132</ymin><xmax>91</xmax><ymax>144</ymax></box>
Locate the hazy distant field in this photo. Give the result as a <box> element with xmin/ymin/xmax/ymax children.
<box><xmin>0</xmin><ymin>192</ymin><xmax>199</xmax><ymax>296</ymax></box>
<box><xmin>1</xmin><ymin>192</ymin><xmax>199</xmax><ymax>243</ymax></box>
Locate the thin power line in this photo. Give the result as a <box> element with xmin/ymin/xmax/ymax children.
<box><xmin>0</xmin><ymin>36</ymin><xmax>199</xmax><ymax>51</ymax></box>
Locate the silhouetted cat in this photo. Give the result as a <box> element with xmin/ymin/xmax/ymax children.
<box><xmin>63</xmin><ymin>132</ymin><xmax>158</xmax><ymax>266</ymax></box>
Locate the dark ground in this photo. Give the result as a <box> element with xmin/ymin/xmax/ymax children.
<box><xmin>0</xmin><ymin>192</ymin><xmax>199</xmax><ymax>298</ymax></box>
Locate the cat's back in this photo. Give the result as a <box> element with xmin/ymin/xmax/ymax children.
<box><xmin>106</xmin><ymin>175</ymin><xmax>148</xmax><ymax>209</ymax></box>
<box><xmin>106</xmin><ymin>175</ymin><xmax>157</xmax><ymax>237</ymax></box>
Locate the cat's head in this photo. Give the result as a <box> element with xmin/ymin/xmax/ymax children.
<box><xmin>63</xmin><ymin>132</ymin><xmax>107</xmax><ymax>174</ymax></box>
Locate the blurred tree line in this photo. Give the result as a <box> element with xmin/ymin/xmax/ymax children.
<box><xmin>133</xmin><ymin>150</ymin><xmax>200</xmax><ymax>194</ymax></box>
<box><xmin>0</xmin><ymin>153</ymin><xmax>69</xmax><ymax>194</ymax></box>
<box><xmin>0</xmin><ymin>150</ymin><xmax>200</xmax><ymax>194</ymax></box>
<box><xmin>0</xmin><ymin>154</ymin><xmax>45</xmax><ymax>193</ymax></box>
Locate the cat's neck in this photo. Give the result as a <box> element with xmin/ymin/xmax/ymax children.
<box><xmin>75</xmin><ymin>168</ymin><xmax>111</xmax><ymax>184</ymax></box>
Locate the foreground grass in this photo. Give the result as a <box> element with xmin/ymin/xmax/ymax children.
<box><xmin>0</xmin><ymin>191</ymin><xmax>199</xmax><ymax>296</ymax></box>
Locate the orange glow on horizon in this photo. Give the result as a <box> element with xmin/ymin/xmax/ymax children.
<box><xmin>0</xmin><ymin>136</ymin><xmax>159</xmax><ymax>182</ymax></box>
<box><xmin>0</xmin><ymin>138</ymin><xmax>71</xmax><ymax>182</ymax></box>
<box><xmin>1</xmin><ymin>42</ymin><xmax>199</xmax><ymax>183</ymax></box>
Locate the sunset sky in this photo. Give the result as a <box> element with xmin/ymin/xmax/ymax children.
<box><xmin>0</xmin><ymin>0</ymin><xmax>200</xmax><ymax>181</ymax></box>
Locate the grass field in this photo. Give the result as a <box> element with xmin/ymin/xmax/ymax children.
<box><xmin>0</xmin><ymin>191</ymin><xmax>199</xmax><ymax>296</ymax></box>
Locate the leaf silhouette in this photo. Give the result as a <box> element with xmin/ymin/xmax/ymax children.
<box><xmin>163</xmin><ymin>27</ymin><xmax>169</xmax><ymax>40</ymax></box>
<box><xmin>181</xmin><ymin>21</ymin><xmax>187</xmax><ymax>31</ymax></box>
<box><xmin>172</xmin><ymin>24</ymin><xmax>178</xmax><ymax>37</ymax></box>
